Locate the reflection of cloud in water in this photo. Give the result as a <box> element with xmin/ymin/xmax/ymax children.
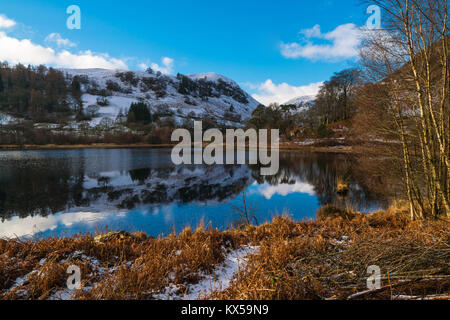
<box><xmin>255</xmin><ymin>181</ymin><xmax>316</xmax><ymax>199</ymax></box>
<box><xmin>0</xmin><ymin>150</ymin><xmax>387</xmax><ymax>239</ymax></box>
<box><xmin>0</xmin><ymin>210</ymin><xmax>121</xmax><ymax>238</ymax></box>
<box><xmin>161</xmin><ymin>205</ymin><xmax>175</xmax><ymax>224</ymax></box>
<box><xmin>0</xmin><ymin>195</ymin><xmax>237</xmax><ymax>239</ymax></box>
<box><xmin>0</xmin><ymin>201</ymin><xmax>190</xmax><ymax>238</ymax></box>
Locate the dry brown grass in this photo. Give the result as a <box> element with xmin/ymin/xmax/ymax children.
<box><xmin>212</xmin><ymin>208</ymin><xmax>449</xmax><ymax>300</ymax></box>
<box><xmin>316</xmin><ymin>205</ymin><xmax>357</xmax><ymax>220</ymax></box>
<box><xmin>0</xmin><ymin>205</ymin><xmax>448</xmax><ymax>300</ymax></box>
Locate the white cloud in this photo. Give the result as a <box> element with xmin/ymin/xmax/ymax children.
<box><xmin>281</xmin><ymin>23</ymin><xmax>363</xmax><ymax>61</ymax></box>
<box><xmin>138</xmin><ymin>62</ymin><xmax>149</xmax><ymax>70</ymax></box>
<box><xmin>151</xmin><ymin>57</ymin><xmax>174</xmax><ymax>74</ymax></box>
<box><xmin>0</xmin><ymin>31</ymin><xmax>128</xmax><ymax>69</ymax></box>
<box><xmin>139</xmin><ymin>57</ymin><xmax>175</xmax><ymax>74</ymax></box>
<box><xmin>0</xmin><ymin>14</ymin><xmax>16</xmax><ymax>29</ymax></box>
<box><xmin>250</xmin><ymin>79</ymin><xmax>322</xmax><ymax>105</ymax></box>
<box><xmin>45</xmin><ymin>33</ymin><xmax>76</xmax><ymax>48</ymax></box>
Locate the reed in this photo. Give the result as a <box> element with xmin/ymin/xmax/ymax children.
<box><xmin>1</xmin><ymin>204</ymin><xmax>448</xmax><ymax>300</ymax></box>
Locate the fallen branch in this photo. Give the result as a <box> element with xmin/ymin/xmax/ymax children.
<box><xmin>347</xmin><ymin>277</ymin><xmax>447</xmax><ymax>300</ymax></box>
<box><xmin>347</xmin><ymin>280</ymin><xmax>416</xmax><ymax>300</ymax></box>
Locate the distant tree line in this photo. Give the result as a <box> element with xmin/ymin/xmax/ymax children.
<box><xmin>245</xmin><ymin>68</ymin><xmax>362</xmax><ymax>139</ymax></box>
<box><xmin>0</xmin><ymin>63</ymin><xmax>82</xmax><ymax>122</ymax></box>
<box><xmin>247</xmin><ymin>103</ymin><xmax>302</xmax><ymax>138</ymax></box>
<box><xmin>312</xmin><ymin>69</ymin><xmax>362</xmax><ymax>124</ymax></box>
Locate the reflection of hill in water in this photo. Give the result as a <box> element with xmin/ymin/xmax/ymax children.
<box><xmin>99</xmin><ymin>165</ymin><xmax>252</xmax><ymax>210</ymax></box>
<box><xmin>0</xmin><ymin>163</ymin><xmax>252</xmax><ymax>221</ymax></box>
<box><xmin>0</xmin><ymin>150</ymin><xmax>388</xmax><ymax>221</ymax></box>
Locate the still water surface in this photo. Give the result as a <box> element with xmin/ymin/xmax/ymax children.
<box><xmin>0</xmin><ymin>149</ymin><xmax>386</xmax><ymax>238</ymax></box>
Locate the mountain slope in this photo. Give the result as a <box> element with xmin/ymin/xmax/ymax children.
<box><xmin>283</xmin><ymin>95</ymin><xmax>315</xmax><ymax>107</ymax></box>
<box><xmin>64</xmin><ymin>68</ymin><xmax>260</xmax><ymax>126</ymax></box>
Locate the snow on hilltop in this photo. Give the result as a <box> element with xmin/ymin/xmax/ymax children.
<box><xmin>283</xmin><ymin>95</ymin><xmax>316</xmax><ymax>106</ymax></box>
<box><xmin>187</xmin><ymin>73</ymin><xmax>235</xmax><ymax>83</ymax></box>
<box><xmin>62</xmin><ymin>68</ymin><xmax>260</xmax><ymax>126</ymax></box>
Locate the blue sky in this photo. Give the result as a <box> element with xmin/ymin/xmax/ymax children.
<box><xmin>0</xmin><ymin>0</ymin><xmax>372</xmax><ymax>104</ymax></box>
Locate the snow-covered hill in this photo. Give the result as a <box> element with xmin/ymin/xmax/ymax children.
<box><xmin>63</xmin><ymin>68</ymin><xmax>260</xmax><ymax>127</ymax></box>
<box><xmin>283</xmin><ymin>95</ymin><xmax>316</xmax><ymax>107</ymax></box>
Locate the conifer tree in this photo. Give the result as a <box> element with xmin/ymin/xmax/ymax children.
<box><xmin>127</xmin><ymin>102</ymin><xmax>151</xmax><ymax>123</ymax></box>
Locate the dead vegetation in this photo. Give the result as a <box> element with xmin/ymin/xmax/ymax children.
<box><xmin>0</xmin><ymin>204</ymin><xmax>448</xmax><ymax>300</ymax></box>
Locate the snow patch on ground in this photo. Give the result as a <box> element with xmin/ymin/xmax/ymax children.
<box><xmin>30</xmin><ymin>246</ymin><xmax>257</xmax><ymax>300</ymax></box>
<box><xmin>49</xmin><ymin>251</ymin><xmax>120</xmax><ymax>300</ymax></box>
<box><xmin>295</xmin><ymin>139</ymin><xmax>317</xmax><ymax>146</ymax></box>
<box><xmin>8</xmin><ymin>270</ymin><xmax>38</xmax><ymax>294</ymax></box>
<box><xmin>154</xmin><ymin>246</ymin><xmax>258</xmax><ymax>300</ymax></box>
<box><xmin>81</xmin><ymin>94</ymin><xmax>138</xmax><ymax>126</ymax></box>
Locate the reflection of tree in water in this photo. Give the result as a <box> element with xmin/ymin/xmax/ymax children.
<box><xmin>129</xmin><ymin>168</ymin><xmax>151</xmax><ymax>185</ymax></box>
<box><xmin>0</xmin><ymin>158</ymin><xmax>86</xmax><ymax>221</ymax></box>
<box><xmin>250</xmin><ymin>153</ymin><xmax>389</xmax><ymax>211</ymax></box>
<box><xmin>0</xmin><ymin>160</ymin><xmax>253</xmax><ymax>220</ymax></box>
<box><xmin>0</xmin><ymin>152</ymin><xmax>391</xmax><ymax>221</ymax></box>
<box><xmin>119</xmin><ymin>165</ymin><xmax>251</xmax><ymax>209</ymax></box>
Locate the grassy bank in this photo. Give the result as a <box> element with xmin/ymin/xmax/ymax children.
<box><xmin>0</xmin><ymin>204</ymin><xmax>448</xmax><ymax>300</ymax></box>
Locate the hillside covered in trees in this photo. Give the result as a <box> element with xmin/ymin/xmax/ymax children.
<box><xmin>0</xmin><ymin>65</ymin><xmax>259</xmax><ymax>145</ymax></box>
<box><xmin>0</xmin><ymin>64</ymin><xmax>78</xmax><ymax>122</ymax></box>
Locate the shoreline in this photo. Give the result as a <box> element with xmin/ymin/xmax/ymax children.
<box><xmin>1</xmin><ymin>204</ymin><xmax>448</xmax><ymax>300</ymax></box>
<box><xmin>0</xmin><ymin>142</ymin><xmax>355</xmax><ymax>153</ymax></box>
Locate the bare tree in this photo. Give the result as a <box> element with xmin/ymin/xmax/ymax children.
<box><xmin>358</xmin><ymin>0</ymin><xmax>449</xmax><ymax>219</ymax></box>
<box><xmin>231</xmin><ymin>190</ymin><xmax>258</xmax><ymax>226</ymax></box>
<box><xmin>314</xmin><ymin>69</ymin><xmax>362</xmax><ymax>125</ymax></box>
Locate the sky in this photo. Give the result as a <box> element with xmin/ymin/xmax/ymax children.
<box><xmin>0</xmin><ymin>0</ymin><xmax>374</xmax><ymax>105</ymax></box>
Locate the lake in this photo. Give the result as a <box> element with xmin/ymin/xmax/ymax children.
<box><xmin>0</xmin><ymin>148</ymin><xmax>387</xmax><ymax>239</ymax></box>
